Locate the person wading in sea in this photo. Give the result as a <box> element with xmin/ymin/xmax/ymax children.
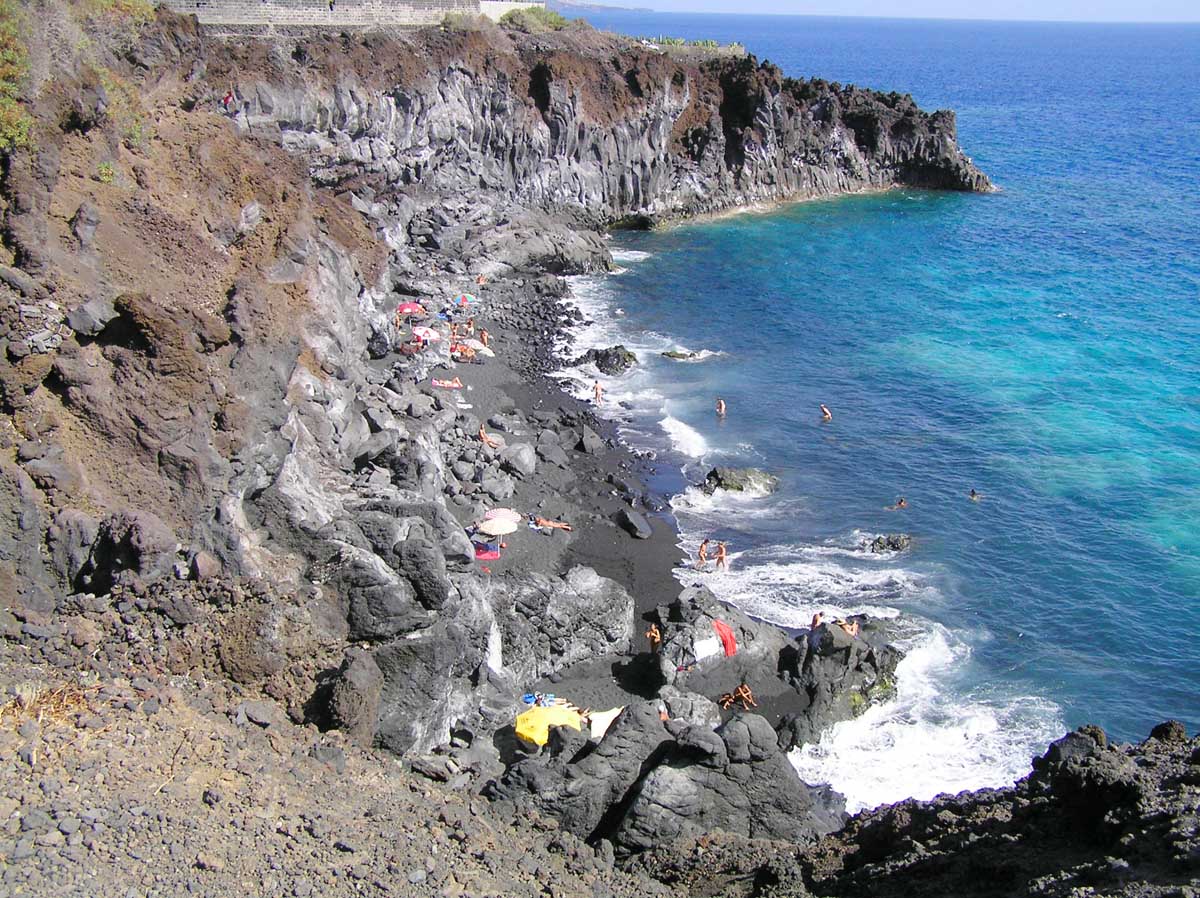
<box><xmin>593</xmin><ymin>380</ymin><xmax>603</xmax><ymax>405</ymax></box>
<box><xmin>820</xmin><ymin>403</ymin><xmax>833</xmax><ymax>421</ymax></box>
<box><xmin>716</xmin><ymin>398</ymin><xmax>726</xmax><ymax>417</ymax></box>
<box><xmin>714</xmin><ymin>541</ymin><xmax>729</xmax><ymax>572</ymax></box>
<box><xmin>695</xmin><ymin>538</ymin><xmax>710</xmax><ymax>571</ymax></box>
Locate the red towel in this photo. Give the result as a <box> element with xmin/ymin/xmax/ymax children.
<box><xmin>712</xmin><ymin>619</ymin><xmax>738</xmax><ymax>657</ymax></box>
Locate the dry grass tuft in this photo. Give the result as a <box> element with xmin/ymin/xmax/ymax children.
<box><xmin>0</xmin><ymin>680</ymin><xmax>99</xmax><ymax>728</ymax></box>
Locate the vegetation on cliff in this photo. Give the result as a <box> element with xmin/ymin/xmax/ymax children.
<box><xmin>0</xmin><ymin>0</ymin><xmax>32</xmax><ymax>150</ymax></box>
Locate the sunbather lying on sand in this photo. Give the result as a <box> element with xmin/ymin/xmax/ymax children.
<box><xmin>529</xmin><ymin>515</ymin><xmax>572</xmax><ymax>531</ymax></box>
<box><xmin>432</xmin><ymin>377</ymin><xmax>462</xmax><ymax>389</ymax></box>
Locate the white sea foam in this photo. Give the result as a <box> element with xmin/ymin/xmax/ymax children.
<box><xmin>659</xmin><ymin>415</ymin><xmax>710</xmax><ymax>459</ymax></box>
<box><xmin>679</xmin><ymin>550</ymin><xmax>924</xmax><ymax>628</ymax></box>
<box><xmin>611</xmin><ymin>249</ymin><xmax>653</xmax><ymax>263</ymax></box>
<box><xmin>662</xmin><ymin>347</ymin><xmax>726</xmax><ymax>362</ymax></box>
<box><xmin>790</xmin><ymin>626</ymin><xmax>1064</xmax><ymax>813</ymax></box>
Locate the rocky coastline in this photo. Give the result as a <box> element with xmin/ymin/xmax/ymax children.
<box><xmin>1</xmin><ymin>6</ymin><xmax>1197</xmax><ymax>897</ymax></box>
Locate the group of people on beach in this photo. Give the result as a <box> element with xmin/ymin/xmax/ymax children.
<box><xmin>694</xmin><ymin>537</ymin><xmax>728</xmax><ymax>572</ymax></box>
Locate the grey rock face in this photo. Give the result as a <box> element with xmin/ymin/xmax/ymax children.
<box><xmin>650</xmin><ymin>586</ymin><xmax>789</xmax><ymax>692</ymax></box>
<box><xmin>496</xmin><ymin>566</ymin><xmax>636</xmax><ymax>685</ymax></box>
<box><xmin>328</xmin><ymin>647</ymin><xmax>384</xmax><ymax>746</ymax></box>
<box><xmin>70</xmin><ymin>201</ymin><xmax>101</xmax><ymax>249</ymax></box>
<box><xmin>76</xmin><ymin>510</ymin><xmax>178</xmax><ymax>593</ymax></box>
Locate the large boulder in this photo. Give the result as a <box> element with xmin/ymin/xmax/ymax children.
<box><xmin>487</xmin><ymin>701</ymin><xmax>674</xmax><ymax>839</ymax></box>
<box><xmin>703</xmin><ymin>467</ymin><xmax>779</xmax><ymax>495</ymax></box>
<box><xmin>649</xmin><ymin>586</ymin><xmax>789</xmax><ymax>692</ymax></box>
<box><xmin>499</xmin><ymin>442</ymin><xmax>537</xmax><ymax>479</ymax></box>
<box><xmin>321</xmin><ymin>541</ymin><xmax>433</xmax><ymax>642</ymax></box>
<box><xmin>614</xmin><ymin>712</ymin><xmax>846</xmax><ymax>854</ymax></box>
<box><xmin>373</xmin><ymin>579</ymin><xmax>497</xmax><ymax>754</ymax></box>
<box><xmin>574</xmin><ymin>345</ymin><xmax>638</xmax><ymax>376</ymax></box>
<box><xmin>615</xmin><ymin>508</ymin><xmax>652</xmax><ymax>539</ymax></box>
<box><xmin>775</xmin><ymin>618</ymin><xmax>902</xmax><ymax>750</ymax></box>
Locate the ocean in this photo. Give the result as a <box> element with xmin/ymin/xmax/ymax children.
<box><xmin>555</xmin><ymin>11</ymin><xmax>1200</xmax><ymax>811</ymax></box>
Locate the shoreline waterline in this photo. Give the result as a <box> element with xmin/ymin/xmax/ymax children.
<box><xmin>553</xmin><ymin>232</ymin><xmax>1066</xmax><ymax>812</ymax></box>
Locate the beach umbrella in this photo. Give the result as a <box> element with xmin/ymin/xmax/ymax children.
<box><xmin>412</xmin><ymin>326</ymin><xmax>441</xmax><ymax>343</ymax></box>
<box><xmin>477</xmin><ymin>517</ymin><xmax>519</xmax><ymax>536</ymax></box>
<box><xmin>514</xmin><ymin>706</ymin><xmax>581</xmax><ymax>748</ymax></box>
<box><xmin>397</xmin><ymin>301</ymin><xmax>425</xmax><ymax>316</ymax></box>
<box><xmin>454</xmin><ymin>293</ymin><xmax>478</xmax><ymax>306</ymax></box>
<box><xmin>484</xmin><ymin>507</ymin><xmax>523</xmax><ymax>523</ymax></box>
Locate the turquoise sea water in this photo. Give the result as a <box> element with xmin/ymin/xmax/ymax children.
<box><xmin>559</xmin><ymin>12</ymin><xmax>1200</xmax><ymax>809</ymax></box>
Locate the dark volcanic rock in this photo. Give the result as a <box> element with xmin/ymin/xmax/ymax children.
<box><xmin>65</xmin><ymin>297</ymin><xmax>118</xmax><ymax>336</ymax></box>
<box><xmin>327</xmin><ymin>647</ymin><xmax>384</xmax><ymax>746</ymax></box>
<box><xmin>76</xmin><ymin>510</ymin><xmax>178</xmax><ymax>593</ymax></box>
<box><xmin>574</xmin><ymin>345</ymin><xmax>638</xmax><ymax>376</ymax></box>
<box><xmin>615</xmin><ymin>508</ymin><xmax>653</xmax><ymax>540</ymax></box>
<box><xmin>775</xmin><ymin>619</ymin><xmax>901</xmax><ymax>750</ymax></box>
<box><xmin>703</xmin><ymin>466</ymin><xmax>779</xmax><ymax>495</ymax></box>
<box><xmin>869</xmin><ymin>533</ymin><xmax>911</xmax><ymax>553</ymax></box>
<box><xmin>614</xmin><ymin>711</ymin><xmax>845</xmax><ymax>854</ymax></box>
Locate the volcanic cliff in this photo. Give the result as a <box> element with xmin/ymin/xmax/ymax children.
<box><xmin>2</xmin><ymin>5</ymin><xmax>1195</xmax><ymax>898</ymax></box>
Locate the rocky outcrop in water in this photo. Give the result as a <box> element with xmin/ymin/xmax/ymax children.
<box><xmin>575</xmin><ymin>345</ymin><xmax>638</xmax><ymax>375</ymax></box>
<box><xmin>703</xmin><ymin>466</ymin><xmax>780</xmax><ymax>494</ymax></box>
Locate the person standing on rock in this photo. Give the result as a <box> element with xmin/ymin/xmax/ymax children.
<box><xmin>593</xmin><ymin>380</ymin><xmax>604</xmax><ymax>405</ymax></box>
<box><xmin>714</xmin><ymin>541</ymin><xmax>729</xmax><ymax>571</ymax></box>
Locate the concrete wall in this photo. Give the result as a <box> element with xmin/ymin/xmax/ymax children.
<box><xmin>478</xmin><ymin>0</ymin><xmax>545</xmax><ymax>21</ymax></box>
<box><xmin>164</xmin><ymin>0</ymin><xmax>479</xmax><ymax>27</ymax></box>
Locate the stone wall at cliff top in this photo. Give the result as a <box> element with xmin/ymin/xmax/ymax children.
<box><xmin>215</xmin><ymin>25</ymin><xmax>989</xmax><ymax>227</ymax></box>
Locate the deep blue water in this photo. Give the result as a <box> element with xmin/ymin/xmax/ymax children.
<box><xmin>558</xmin><ymin>12</ymin><xmax>1200</xmax><ymax>808</ymax></box>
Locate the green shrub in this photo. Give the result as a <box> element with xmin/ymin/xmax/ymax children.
<box><xmin>98</xmin><ymin>69</ymin><xmax>151</xmax><ymax>147</ymax></box>
<box><xmin>440</xmin><ymin>12</ymin><xmax>496</xmax><ymax>32</ymax></box>
<box><xmin>499</xmin><ymin>6</ymin><xmax>572</xmax><ymax>33</ymax></box>
<box><xmin>83</xmin><ymin>0</ymin><xmax>155</xmax><ymax>26</ymax></box>
<box><xmin>96</xmin><ymin>161</ymin><xmax>115</xmax><ymax>183</ymax></box>
<box><xmin>0</xmin><ymin>0</ymin><xmax>32</xmax><ymax>151</ymax></box>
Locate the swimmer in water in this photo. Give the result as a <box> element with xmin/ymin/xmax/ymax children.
<box><xmin>716</xmin><ymin>398</ymin><xmax>726</xmax><ymax>417</ymax></box>
<box><xmin>885</xmin><ymin>497</ymin><xmax>908</xmax><ymax>511</ymax></box>
<box><xmin>969</xmin><ymin>488</ymin><xmax>982</xmax><ymax>502</ymax></box>
<box><xmin>820</xmin><ymin>403</ymin><xmax>832</xmax><ymax>422</ymax></box>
